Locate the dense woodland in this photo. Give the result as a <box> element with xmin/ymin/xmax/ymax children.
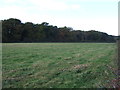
<box><xmin>2</xmin><ymin>18</ymin><xmax>117</xmax><ymax>43</ymax></box>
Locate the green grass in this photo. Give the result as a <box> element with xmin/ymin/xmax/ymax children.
<box><xmin>2</xmin><ymin>43</ymin><xmax>117</xmax><ymax>88</ymax></box>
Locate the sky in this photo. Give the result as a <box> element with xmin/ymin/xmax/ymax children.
<box><xmin>0</xmin><ymin>0</ymin><xmax>119</xmax><ymax>36</ymax></box>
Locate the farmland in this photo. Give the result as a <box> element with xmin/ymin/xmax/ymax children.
<box><xmin>2</xmin><ymin>43</ymin><xmax>117</xmax><ymax>88</ymax></box>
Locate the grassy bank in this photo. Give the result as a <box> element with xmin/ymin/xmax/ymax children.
<box><xmin>2</xmin><ymin>43</ymin><xmax>117</xmax><ymax>88</ymax></box>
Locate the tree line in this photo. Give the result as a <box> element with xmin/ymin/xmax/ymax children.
<box><xmin>2</xmin><ymin>18</ymin><xmax>116</xmax><ymax>43</ymax></box>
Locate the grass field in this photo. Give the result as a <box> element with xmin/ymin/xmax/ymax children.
<box><xmin>2</xmin><ymin>43</ymin><xmax>117</xmax><ymax>88</ymax></box>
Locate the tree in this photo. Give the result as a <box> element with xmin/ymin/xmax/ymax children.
<box><xmin>2</xmin><ymin>18</ymin><xmax>116</xmax><ymax>43</ymax></box>
<box><xmin>2</xmin><ymin>18</ymin><xmax>23</xmax><ymax>42</ymax></box>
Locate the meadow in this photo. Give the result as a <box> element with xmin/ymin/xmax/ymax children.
<box><xmin>2</xmin><ymin>43</ymin><xmax>117</xmax><ymax>88</ymax></box>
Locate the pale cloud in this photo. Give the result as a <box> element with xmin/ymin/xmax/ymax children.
<box><xmin>0</xmin><ymin>0</ymin><xmax>118</xmax><ymax>35</ymax></box>
<box><xmin>0</xmin><ymin>4</ymin><xmax>31</xmax><ymax>21</ymax></box>
<box><xmin>72</xmin><ymin>0</ymin><xmax>119</xmax><ymax>2</ymax></box>
<box><xmin>3</xmin><ymin>0</ymin><xmax>18</xmax><ymax>3</ymax></box>
<box><xmin>50</xmin><ymin>17</ymin><xmax>118</xmax><ymax>36</ymax></box>
<box><xmin>0</xmin><ymin>0</ymin><xmax>81</xmax><ymax>20</ymax></box>
<box><xmin>0</xmin><ymin>0</ymin><xmax>81</xmax><ymax>18</ymax></box>
<box><xmin>27</xmin><ymin>0</ymin><xmax>80</xmax><ymax>11</ymax></box>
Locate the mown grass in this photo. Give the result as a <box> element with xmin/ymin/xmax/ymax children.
<box><xmin>2</xmin><ymin>43</ymin><xmax>117</xmax><ymax>88</ymax></box>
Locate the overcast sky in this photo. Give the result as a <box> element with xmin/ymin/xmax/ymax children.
<box><xmin>0</xmin><ymin>0</ymin><xmax>119</xmax><ymax>36</ymax></box>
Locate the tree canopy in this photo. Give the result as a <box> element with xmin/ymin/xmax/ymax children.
<box><xmin>2</xmin><ymin>18</ymin><xmax>116</xmax><ymax>43</ymax></box>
